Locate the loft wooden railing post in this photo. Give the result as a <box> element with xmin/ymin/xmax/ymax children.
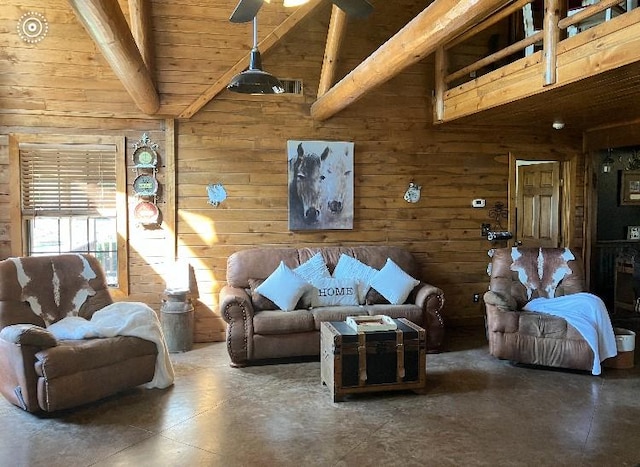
<box><xmin>434</xmin><ymin>46</ymin><xmax>447</xmax><ymax>122</ymax></box>
<box><xmin>543</xmin><ymin>0</ymin><xmax>561</xmax><ymax>85</ymax></box>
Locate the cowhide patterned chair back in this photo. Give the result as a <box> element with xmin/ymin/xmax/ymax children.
<box><xmin>0</xmin><ymin>254</ymin><xmax>157</xmax><ymax>412</ymax></box>
<box><xmin>484</xmin><ymin>247</ymin><xmax>594</xmax><ymax>372</ymax></box>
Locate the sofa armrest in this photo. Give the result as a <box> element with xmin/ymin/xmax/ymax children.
<box><xmin>413</xmin><ymin>282</ymin><xmax>445</xmax><ymax>352</ymax></box>
<box><xmin>484</xmin><ymin>302</ymin><xmax>520</xmax><ymax>333</ymax></box>
<box><xmin>0</xmin><ymin>338</ymin><xmax>42</xmax><ymax>411</ymax></box>
<box><xmin>0</xmin><ymin>324</ymin><xmax>57</xmax><ymax>348</ymax></box>
<box><xmin>219</xmin><ymin>285</ymin><xmax>255</xmax><ymax>367</ymax></box>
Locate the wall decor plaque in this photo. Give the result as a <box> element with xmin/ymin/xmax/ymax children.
<box><xmin>133</xmin><ymin>174</ymin><xmax>159</xmax><ymax>196</ymax></box>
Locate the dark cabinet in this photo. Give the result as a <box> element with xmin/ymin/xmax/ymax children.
<box><xmin>614</xmin><ymin>257</ymin><xmax>638</xmax><ymax>314</ymax></box>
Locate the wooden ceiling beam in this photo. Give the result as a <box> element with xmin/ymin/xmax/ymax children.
<box><xmin>67</xmin><ymin>0</ymin><xmax>160</xmax><ymax>115</ymax></box>
<box><xmin>310</xmin><ymin>0</ymin><xmax>512</xmax><ymax>121</ymax></box>
<box><xmin>128</xmin><ymin>0</ymin><xmax>155</xmax><ymax>77</ymax></box>
<box><xmin>178</xmin><ymin>0</ymin><xmax>325</xmax><ymax>120</ymax></box>
<box><xmin>317</xmin><ymin>6</ymin><xmax>348</xmax><ymax>98</ymax></box>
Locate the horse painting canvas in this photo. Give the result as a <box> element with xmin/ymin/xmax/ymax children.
<box><xmin>287</xmin><ymin>140</ymin><xmax>354</xmax><ymax>230</ymax></box>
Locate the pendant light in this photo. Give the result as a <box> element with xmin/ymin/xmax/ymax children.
<box><xmin>227</xmin><ymin>16</ymin><xmax>284</xmax><ymax>95</ymax></box>
<box><xmin>602</xmin><ymin>148</ymin><xmax>615</xmax><ymax>174</ymax></box>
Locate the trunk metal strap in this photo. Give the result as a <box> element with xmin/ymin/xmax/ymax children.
<box><xmin>357</xmin><ymin>332</ymin><xmax>367</xmax><ymax>385</ymax></box>
<box><xmin>396</xmin><ymin>329</ymin><xmax>405</xmax><ymax>380</ymax></box>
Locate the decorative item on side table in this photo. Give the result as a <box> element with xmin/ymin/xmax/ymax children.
<box><xmin>627</xmin><ymin>226</ymin><xmax>640</xmax><ymax>240</ymax></box>
<box><xmin>346</xmin><ymin>315</ymin><xmax>397</xmax><ymax>332</ymax></box>
<box><xmin>486</xmin><ymin>201</ymin><xmax>513</xmax><ymax>242</ymax></box>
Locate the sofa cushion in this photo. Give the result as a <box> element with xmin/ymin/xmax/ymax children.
<box><xmin>311</xmin><ymin>306</ymin><xmax>368</xmax><ymax>330</ymax></box>
<box><xmin>332</xmin><ymin>254</ymin><xmax>378</xmax><ymax>304</ymax></box>
<box><xmin>310</xmin><ymin>278</ymin><xmax>359</xmax><ymax>307</ymax></box>
<box><xmin>34</xmin><ymin>335</ymin><xmax>157</xmax><ymax>379</ymax></box>
<box><xmin>248</xmin><ymin>279</ymin><xmax>279</xmax><ymax>311</ymax></box>
<box><xmin>294</xmin><ymin>252</ymin><xmax>331</xmax><ymax>307</ymax></box>
<box><xmin>365</xmin><ymin>288</ymin><xmax>390</xmax><ymax>305</ymax></box>
<box><xmin>370</xmin><ymin>258</ymin><xmax>420</xmax><ymax>305</ymax></box>
<box><xmin>253</xmin><ymin>309</ymin><xmax>315</xmax><ymax>335</ymax></box>
<box><xmin>255</xmin><ymin>261</ymin><xmax>311</xmax><ymax>311</ymax></box>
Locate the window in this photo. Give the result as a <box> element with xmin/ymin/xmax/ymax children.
<box><xmin>10</xmin><ymin>136</ymin><xmax>128</xmax><ymax>295</ymax></box>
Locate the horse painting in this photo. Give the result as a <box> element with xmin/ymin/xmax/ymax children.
<box><xmin>288</xmin><ymin>140</ymin><xmax>354</xmax><ymax>230</ymax></box>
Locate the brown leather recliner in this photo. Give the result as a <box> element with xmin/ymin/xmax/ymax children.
<box><xmin>0</xmin><ymin>254</ymin><xmax>158</xmax><ymax>412</ymax></box>
<box><xmin>484</xmin><ymin>247</ymin><xmax>594</xmax><ymax>372</ymax></box>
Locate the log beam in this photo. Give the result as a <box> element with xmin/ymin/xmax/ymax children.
<box><xmin>129</xmin><ymin>0</ymin><xmax>155</xmax><ymax>77</ymax></box>
<box><xmin>317</xmin><ymin>6</ymin><xmax>348</xmax><ymax>98</ymax></box>
<box><xmin>310</xmin><ymin>0</ymin><xmax>511</xmax><ymax>121</ymax></box>
<box><xmin>67</xmin><ymin>0</ymin><xmax>160</xmax><ymax>115</ymax></box>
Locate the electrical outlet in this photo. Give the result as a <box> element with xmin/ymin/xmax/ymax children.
<box><xmin>473</xmin><ymin>293</ymin><xmax>480</xmax><ymax>303</ymax></box>
<box><xmin>481</xmin><ymin>223</ymin><xmax>491</xmax><ymax>237</ymax></box>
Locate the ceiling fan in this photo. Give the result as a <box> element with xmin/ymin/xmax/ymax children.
<box><xmin>230</xmin><ymin>0</ymin><xmax>373</xmax><ymax>23</ymax></box>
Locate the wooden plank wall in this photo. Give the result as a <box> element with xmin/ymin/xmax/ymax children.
<box><xmin>0</xmin><ymin>115</ymin><xmax>170</xmax><ymax>312</ymax></box>
<box><xmin>176</xmin><ymin>9</ymin><xmax>584</xmax><ymax>339</ymax></box>
<box><xmin>0</xmin><ymin>135</ymin><xmax>11</xmax><ymax>259</ymax></box>
<box><xmin>0</xmin><ymin>0</ymin><xmax>585</xmax><ymax>343</ymax></box>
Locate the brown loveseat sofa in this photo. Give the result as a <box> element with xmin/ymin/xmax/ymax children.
<box><xmin>219</xmin><ymin>245</ymin><xmax>445</xmax><ymax>367</ymax></box>
<box><xmin>0</xmin><ymin>254</ymin><xmax>158</xmax><ymax>412</ymax></box>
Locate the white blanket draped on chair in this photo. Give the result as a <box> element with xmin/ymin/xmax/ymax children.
<box><xmin>47</xmin><ymin>302</ymin><xmax>175</xmax><ymax>389</ymax></box>
<box><xmin>524</xmin><ymin>292</ymin><xmax>617</xmax><ymax>375</ymax></box>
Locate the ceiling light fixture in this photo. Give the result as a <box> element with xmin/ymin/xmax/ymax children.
<box><xmin>227</xmin><ymin>17</ymin><xmax>284</xmax><ymax>95</ymax></box>
<box><xmin>552</xmin><ymin>120</ymin><xmax>565</xmax><ymax>130</ymax></box>
<box><xmin>602</xmin><ymin>148</ymin><xmax>615</xmax><ymax>174</ymax></box>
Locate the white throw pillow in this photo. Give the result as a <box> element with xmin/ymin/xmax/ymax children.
<box><xmin>332</xmin><ymin>254</ymin><xmax>378</xmax><ymax>304</ymax></box>
<box><xmin>369</xmin><ymin>258</ymin><xmax>420</xmax><ymax>305</ymax></box>
<box><xmin>294</xmin><ymin>252</ymin><xmax>331</xmax><ymax>281</ymax></box>
<box><xmin>310</xmin><ymin>277</ymin><xmax>359</xmax><ymax>307</ymax></box>
<box><xmin>255</xmin><ymin>261</ymin><xmax>311</xmax><ymax>311</ymax></box>
<box><xmin>294</xmin><ymin>252</ymin><xmax>331</xmax><ymax>308</ymax></box>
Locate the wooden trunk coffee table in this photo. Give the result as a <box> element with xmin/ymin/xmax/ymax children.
<box><xmin>320</xmin><ymin>318</ymin><xmax>427</xmax><ymax>402</ymax></box>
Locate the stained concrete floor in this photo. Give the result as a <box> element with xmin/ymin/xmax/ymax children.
<box><xmin>1</xmin><ymin>327</ymin><xmax>639</xmax><ymax>467</ymax></box>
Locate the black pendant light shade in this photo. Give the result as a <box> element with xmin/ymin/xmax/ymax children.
<box><xmin>228</xmin><ymin>18</ymin><xmax>284</xmax><ymax>95</ymax></box>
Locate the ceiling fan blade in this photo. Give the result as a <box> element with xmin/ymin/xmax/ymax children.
<box><xmin>330</xmin><ymin>0</ymin><xmax>373</xmax><ymax>19</ymax></box>
<box><xmin>230</xmin><ymin>0</ymin><xmax>265</xmax><ymax>23</ymax></box>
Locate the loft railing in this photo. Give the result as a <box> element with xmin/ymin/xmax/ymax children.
<box><xmin>434</xmin><ymin>0</ymin><xmax>638</xmax><ymax>122</ymax></box>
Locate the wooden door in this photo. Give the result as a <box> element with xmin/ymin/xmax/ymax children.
<box><xmin>516</xmin><ymin>162</ymin><xmax>561</xmax><ymax>247</ymax></box>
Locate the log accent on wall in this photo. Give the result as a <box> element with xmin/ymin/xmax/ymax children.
<box><xmin>310</xmin><ymin>0</ymin><xmax>511</xmax><ymax>121</ymax></box>
<box><xmin>178</xmin><ymin>0</ymin><xmax>325</xmax><ymax>120</ymax></box>
<box><xmin>67</xmin><ymin>0</ymin><xmax>160</xmax><ymax>115</ymax></box>
<box><xmin>128</xmin><ymin>0</ymin><xmax>156</xmax><ymax>78</ymax></box>
<box><xmin>317</xmin><ymin>6</ymin><xmax>348</xmax><ymax>98</ymax></box>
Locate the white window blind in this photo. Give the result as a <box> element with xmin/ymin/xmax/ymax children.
<box><xmin>20</xmin><ymin>143</ymin><xmax>117</xmax><ymax>217</ymax></box>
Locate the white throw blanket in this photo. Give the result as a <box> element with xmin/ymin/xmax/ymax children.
<box><xmin>523</xmin><ymin>292</ymin><xmax>617</xmax><ymax>375</ymax></box>
<box><xmin>47</xmin><ymin>302</ymin><xmax>175</xmax><ymax>389</ymax></box>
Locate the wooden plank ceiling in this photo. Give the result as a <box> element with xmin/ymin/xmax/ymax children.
<box><xmin>3</xmin><ymin>0</ymin><xmax>640</xmax><ymax>132</ymax></box>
